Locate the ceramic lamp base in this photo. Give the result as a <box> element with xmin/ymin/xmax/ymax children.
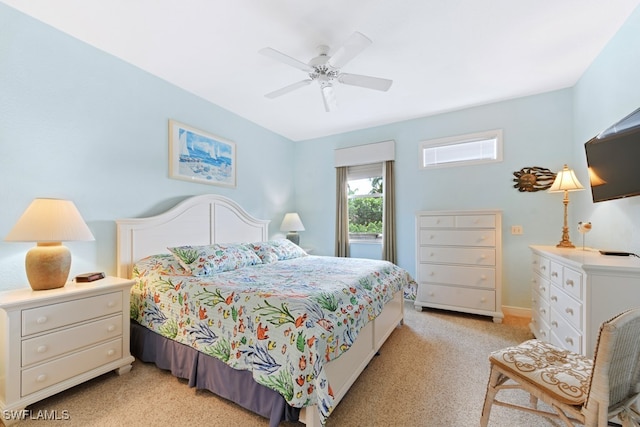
<box><xmin>25</xmin><ymin>242</ymin><xmax>71</xmax><ymax>290</ymax></box>
<box><xmin>286</xmin><ymin>232</ymin><xmax>300</xmax><ymax>246</ymax></box>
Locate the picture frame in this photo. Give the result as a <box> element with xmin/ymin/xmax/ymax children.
<box><xmin>168</xmin><ymin>119</ymin><xmax>236</xmax><ymax>187</ymax></box>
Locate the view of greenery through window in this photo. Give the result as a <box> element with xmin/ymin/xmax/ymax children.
<box><xmin>348</xmin><ymin>177</ymin><xmax>383</xmax><ymax>236</ymax></box>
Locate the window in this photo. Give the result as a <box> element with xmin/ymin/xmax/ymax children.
<box><xmin>347</xmin><ymin>163</ymin><xmax>383</xmax><ymax>241</ymax></box>
<box><xmin>420</xmin><ymin>129</ymin><xmax>503</xmax><ymax>169</ymax></box>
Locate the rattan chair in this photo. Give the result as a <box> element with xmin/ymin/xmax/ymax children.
<box><xmin>481</xmin><ymin>308</ymin><xmax>640</xmax><ymax>427</ymax></box>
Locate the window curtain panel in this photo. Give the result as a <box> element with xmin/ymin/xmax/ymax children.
<box><xmin>382</xmin><ymin>160</ymin><xmax>397</xmax><ymax>264</ymax></box>
<box><xmin>335</xmin><ymin>166</ymin><xmax>350</xmax><ymax>257</ymax></box>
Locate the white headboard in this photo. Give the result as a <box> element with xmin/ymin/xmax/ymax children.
<box><xmin>116</xmin><ymin>194</ymin><xmax>270</xmax><ymax>279</ymax></box>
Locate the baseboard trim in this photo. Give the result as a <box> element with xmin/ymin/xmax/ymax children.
<box><xmin>502</xmin><ymin>305</ymin><xmax>531</xmax><ymax>319</ymax></box>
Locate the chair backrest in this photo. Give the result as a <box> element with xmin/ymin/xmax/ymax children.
<box><xmin>584</xmin><ymin>308</ymin><xmax>640</xmax><ymax>413</ymax></box>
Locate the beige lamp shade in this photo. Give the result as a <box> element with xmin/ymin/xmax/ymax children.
<box><xmin>280</xmin><ymin>213</ymin><xmax>305</xmax><ymax>245</ymax></box>
<box><xmin>5</xmin><ymin>198</ymin><xmax>95</xmax><ymax>290</ymax></box>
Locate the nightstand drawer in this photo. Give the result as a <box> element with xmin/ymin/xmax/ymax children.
<box><xmin>419</xmin><ymin>246</ymin><xmax>495</xmax><ymax>266</ymax></box>
<box><xmin>22</xmin><ymin>291</ymin><xmax>122</xmax><ymax>336</ymax></box>
<box><xmin>22</xmin><ymin>314</ymin><xmax>123</xmax><ymax>367</ymax></box>
<box><xmin>21</xmin><ymin>338</ymin><xmax>123</xmax><ymax>396</ymax></box>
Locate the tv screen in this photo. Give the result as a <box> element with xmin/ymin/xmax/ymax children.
<box><xmin>584</xmin><ymin>107</ymin><xmax>640</xmax><ymax>203</ymax></box>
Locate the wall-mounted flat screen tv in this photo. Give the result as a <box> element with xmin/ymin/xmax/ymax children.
<box><xmin>584</xmin><ymin>107</ymin><xmax>640</xmax><ymax>203</ymax></box>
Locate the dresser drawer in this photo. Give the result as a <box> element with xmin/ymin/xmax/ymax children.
<box><xmin>550</xmin><ymin>286</ymin><xmax>582</xmax><ymax>330</ymax></box>
<box><xmin>419</xmin><ymin>246</ymin><xmax>495</xmax><ymax>266</ymax></box>
<box><xmin>22</xmin><ymin>314</ymin><xmax>123</xmax><ymax>367</ymax></box>
<box><xmin>455</xmin><ymin>214</ymin><xmax>496</xmax><ymax>228</ymax></box>
<box><xmin>533</xmin><ymin>255</ymin><xmax>550</xmax><ymax>279</ymax></box>
<box><xmin>418</xmin><ymin>215</ymin><xmax>455</xmax><ymax>228</ymax></box>
<box><xmin>531</xmin><ymin>310</ymin><xmax>550</xmax><ymax>341</ymax></box>
<box><xmin>531</xmin><ymin>274</ymin><xmax>550</xmax><ymax>302</ymax></box>
<box><xmin>21</xmin><ymin>338</ymin><xmax>123</xmax><ymax>396</ymax></box>
<box><xmin>562</xmin><ymin>267</ymin><xmax>583</xmax><ymax>300</ymax></box>
<box><xmin>549</xmin><ymin>261</ymin><xmax>563</xmax><ymax>285</ymax></box>
<box><xmin>532</xmin><ymin>290</ymin><xmax>550</xmax><ymax>324</ymax></box>
<box><xmin>22</xmin><ymin>291</ymin><xmax>122</xmax><ymax>336</ymax></box>
<box><xmin>417</xmin><ymin>284</ymin><xmax>496</xmax><ymax>311</ymax></box>
<box><xmin>549</xmin><ymin>310</ymin><xmax>582</xmax><ymax>354</ymax></box>
<box><xmin>419</xmin><ymin>229</ymin><xmax>495</xmax><ymax>247</ymax></box>
<box><xmin>418</xmin><ymin>264</ymin><xmax>495</xmax><ymax>288</ymax></box>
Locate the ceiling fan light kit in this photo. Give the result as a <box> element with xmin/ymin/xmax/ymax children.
<box><xmin>260</xmin><ymin>32</ymin><xmax>392</xmax><ymax>112</ymax></box>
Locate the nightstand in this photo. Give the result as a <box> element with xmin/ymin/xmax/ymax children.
<box><xmin>0</xmin><ymin>277</ymin><xmax>135</xmax><ymax>424</ymax></box>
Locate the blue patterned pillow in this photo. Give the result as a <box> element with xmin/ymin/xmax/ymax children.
<box><xmin>246</xmin><ymin>239</ymin><xmax>307</xmax><ymax>264</ymax></box>
<box><xmin>167</xmin><ymin>243</ymin><xmax>262</xmax><ymax>276</ymax></box>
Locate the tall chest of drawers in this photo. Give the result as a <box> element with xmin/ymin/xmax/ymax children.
<box><xmin>530</xmin><ymin>246</ymin><xmax>640</xmax><ymax>357</ymax></box>
<box><xmin>414</xmin><ymin>210</ymin><xmax>503</xmax><ymax>323</ymax></box>
<box><xmin>0</xmin><ymin>277</ymin><xmax>135</xmax><ymax>422</ymax></box>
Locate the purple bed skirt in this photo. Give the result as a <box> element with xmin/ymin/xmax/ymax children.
<box><xmin>130</xmin><ymin>321</ymin><xmax>300</xmax><ymax>427</ymax></box>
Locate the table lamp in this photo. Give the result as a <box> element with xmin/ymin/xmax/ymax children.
<box><xmin>548</xmin><ymin>165</ymin><xmax>584</xmax><ymax>248</ymax></box>
<box><xmin>5</xmin><ymin>198</ymin><xmax>95</xmax><ymax>290</ymax></box>
<box><xmin>280</xmin><ymin>213</ymin><xmax>305</xmax><ymax>245</ymax></box>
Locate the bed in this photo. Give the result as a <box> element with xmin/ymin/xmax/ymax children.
<box><xmin>116</xmin><ymin>194</ymin><xmax>408</xmax><ymax>426</ymax></box>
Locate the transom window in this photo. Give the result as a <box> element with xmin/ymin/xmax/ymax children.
<box><xmin>420</xmin><ymin>129</ymin><xmax>503</xmax><ymax>169</ymax></box>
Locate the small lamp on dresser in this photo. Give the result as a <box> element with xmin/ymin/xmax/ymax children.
<box><xmin>548</xmin><ymin>165</ymin><xmax>584</xmax><ymax>248</ymax></box>
<box><xmin>4</xmin><ymin>198</ymin><xmax>95</xmax><ymax>290</ymax></box>
<box><xmin>280</xmin><ymin>212</ymin><xmax>305</xmax><ymax>245</ymax></box>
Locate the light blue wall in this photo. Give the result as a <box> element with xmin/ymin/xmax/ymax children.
<box><xmin>2</xmin><ymin>3</ymin><xmax>638</xmax><ymax>311</ymax></box>
<box><xmin>0</xmin><ymin>5</ymin><xmax>295</xmax><ymax>291</ymax></box>
<box><xmin>571</xmin><ymin>6</ymin><xmax>640</xmax><ymax>254</ymax></box>
<box><xmin>295</xmin><ymin>90</ymin><xmax>573</xmax><ymax>308</ymax></box>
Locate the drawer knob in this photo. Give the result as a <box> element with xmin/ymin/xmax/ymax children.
<box><xmin>429</xmin><ymin>271</ymin><xmax>435</xmax><ymax>276</ymax></box>
<box><xmin>107</xmin><ymin>349</ymin><xmax>115</xmax><ymax>356</ymax></box>
<box><xmin>107</xmin><ymin>301</ymin><xmax>116</xmax><ymax>308</ymax></box>
<box><xmin>540</xmin><ymin>308</ymin><xmax>546</xmax><ymax>314</ymax></box>
<box><xmin>36</xmin><ymin>345</ymin><xmax>48</xmax><ymax>353</ymax></box>
<box><xmin>551</xmin><ymin>296</ymin><xmax>557</xmax><ymax>302</ymax></box>
<box><xmin>480</xmin><ymin>275</ymin><xmax>487</xmax><ymax>280</ymax></box>
<box><xmin>480</xmin><ymin>255</ymin><xmax>486</xmax><ymax>260</ymax></box>
<box><xmin>539</xmin><ymin>330</ymin><xmax>546</xmax><ymax>337</ymax></box>
<box><xmin>429</xmin><ymin>252</ymin><xmax>435</xmax><ymax>257</ymax></box>
<box><xmin>36</xmin><ymin>316</ymin><xmax>48</xmax><ymax>324</ymax></box>
<box><xmin>551</xmin><ymin>321</ymin><xmax>558</xmax><ymax>327</ymax></box>
<box><xmin>566</xmin><ymin>280</ymin><xmax>574</xmax><ymax>287</ymax></box>
<box><xmin>107</xmin><ymin>325</ymin><xmax>116</xmax><ymax>332</ymax></box>
<box><xmin>565</xmin><ymin>337</ymin><xmax>574</xmax><ymax>346</ymax></box>
<box><xmin>36</xmin><ymin>374</ymin><xmax>47</xmax><ymax>383</ymax></box>
<box><xmin>428</xmin><ymin>292</ymin><xmax>435</xmax><ymax>297</ymax></box>
<box><xmin>565</xmin><ymin>307</ymin><xmax>574</xmax><ymax>315</ymax></box>
<box><xmin>480</xmin><ymin>297</ymin><xmax>486</xmax><ymax>303</ymax></box>
<box><xmin>541</xmin><ymin>266</ymin><xmax>547</xmax><ymax>271</ymax></box>
<box><xmin>540</xmin><ymin>286</ymin><xmax>546</xmax><ymax>292</ymax></box>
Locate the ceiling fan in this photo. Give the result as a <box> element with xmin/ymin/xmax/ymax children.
<box><xmin>259</xmin><ymin>32</ymin><xmax>393</xmax><ymax>112</ymax></box>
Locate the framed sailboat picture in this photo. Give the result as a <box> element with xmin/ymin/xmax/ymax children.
<box><xmin>168</xmin><ymin>120</ymin><xmax>236</xmax><ymax>187</ymax></box>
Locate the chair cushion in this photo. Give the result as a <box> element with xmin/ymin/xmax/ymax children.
<box><xmin>489</xmin><ymin>339</ymin><xmax>593</xmax><ymax>405</ymax></box>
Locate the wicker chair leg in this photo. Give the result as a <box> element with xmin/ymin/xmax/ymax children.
<box><xmin>481</xmin><ymin>365</ymin><xmax>502</xmax><ymax>427</ymax></box>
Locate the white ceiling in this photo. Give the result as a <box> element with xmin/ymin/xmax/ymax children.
<box><xmin>3</xmin><ymin>0</ymin><xmax>639</xmax><ymax>141</ymax></box>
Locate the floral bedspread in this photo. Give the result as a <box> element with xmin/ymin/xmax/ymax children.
<box><xmin>131</xmin><ymin>254</ymin><xmax>412</xmax><ymax>423</ymax></box>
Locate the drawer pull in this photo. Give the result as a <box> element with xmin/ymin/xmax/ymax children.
<box><xmin>540</xmin><ymin>308</ymin><xmax>546</xmax><ymax>314</ymax></box>
<box><xmin>480</xmin><ymin>297</ymin><xmax>486</xmax><ymax>303</ymax></box>
<box><xmin>429</xmin><ymin>252</ymin><xmax>435</xmax><ymax>257</ymax></box>
<box><xmin>566</xmin><ymin>280</ymin><xmax>574</xmax><ymax>287</ymax></box>
<box><xmin>36</xmin><ymin>345</ymin><xmax>48</xmax><ymax>353</ymax></box>
<box><xmin>36</xmin><ymin>316</ymin><xmax>48</xmax><ymax>324</ymax></box>
<box><xmin>480</xmin><ymin>275</ymin><xmax>487</xmax><ymax>280</ymax></box>
<box><xmin>541</xmin><ymin>265</ymin><xmax>547</xmax><ymax>271</ymax></box>
<box><xmin>540</xmin><ymin>286</ymin><xmax>546</xmax><ymax>292</ymax></box>
<box><xmin>550</xmin><ymin>296</ymin><xmax>557</xmax><ymax>302</ymax></box>
<box><xmin>107</xmin><ymin>301</ymin><xmax>116</xmax><ymax>308</ymax></box>
<box><xmin>565</xmin><ymin>307</ymin><xmax>574</xmax><ymax>315</ymax></box>
<box><xmin>107</xmin><ymin>349</ymin><xmax>115</xmax><ymax>356</ymax></box>
<box><xmin>480</xmin><ymin>255</ymin><xmax>486</xmax><ymax>260</ymax></box>
<box><xmin>36</xmin><ymin>374</ymin><xmax>47</xmax><ymax>383</ymax></box>
<box><xmin>551</xmin><ymin>321</ymin><xmax>558</xmax><ymax>327</ymax></box>
<box><xmin>551</xmin><ymin>272</ymin><xmax>558</xmax><ymax>277</ymax></box>
<box><xmin>539</xmin><ymin>330</ymin><xmax>546</xmax><ymax>337</ymax></box>
<box><xmin>428</xmin><ymin>292</ymin><xmax>435</xmax><ymax>297</ymax></box>
<box><xmin>107</xmin><ymin>325</ymin><xmax>116</xmax><ymax>332</ymax></box>
<box><xmin>565</xmin><ymin>337</ymin><xmax>574</xmax><ymax>346</ymax></box>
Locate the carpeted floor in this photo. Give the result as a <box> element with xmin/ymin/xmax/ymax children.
<box><xmin>14</xmin><ymin>303</ymin><xmax>561</xmax><ymax>426</ymax></box>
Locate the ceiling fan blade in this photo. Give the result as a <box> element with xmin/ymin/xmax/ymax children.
<box><xmin>259</xmin><ymin>47</ymin><xmax>313</xmax><ymax>72</ymax></box>
<box><xmin>328</xmin><ymin>32</ymin><xmax>372</xmax><ymax>69</ymax></box>
<box><xmin>321</xmin><ymin>84</ymin><xmax>337</xmax><ymax>112</ymax></box>
<box><xmin>338</xmin><ymin>73</ymin><xmax>393</xmax><ymax>91</ymax></box>
<box><xmin>265</xmin><ymin>79</ymin><xmax>313</xmax><ymax>99</ymax></box>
